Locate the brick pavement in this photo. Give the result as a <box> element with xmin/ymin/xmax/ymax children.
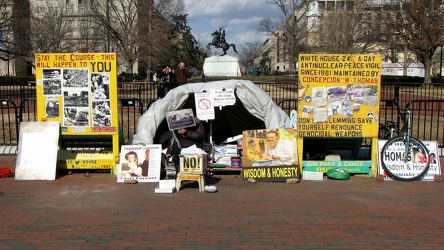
<box><xmin>1</xmin><ymin>155</ymin><xmax>444</xmax><ymax>249</ymax></box>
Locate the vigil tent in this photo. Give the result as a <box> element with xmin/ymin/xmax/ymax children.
<box><xmin>131</xmin><ymin>79</ymin><xmax>290</xmax><ymax>147</ymax></box>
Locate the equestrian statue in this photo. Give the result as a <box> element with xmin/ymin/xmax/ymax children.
<box><xmin>206</xmin><ymin>28</ymin><xmax>238</xmax><ymax>56</ymax></box>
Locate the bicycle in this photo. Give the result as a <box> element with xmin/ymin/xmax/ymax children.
<box><xmin>379</xmin><ymin>120</ymin><xmax>399</xmax><ymax>139</ymax></box>
<box><xmin>379</xmin><ymin>106</ymin><xmax>430</xmax><ymax>181</ymax></box>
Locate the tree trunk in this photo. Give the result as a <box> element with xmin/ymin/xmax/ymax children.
<box><xmin>126</xmin><ymin>61</ymin><xmax>134</xmax><ymax>74</ymax></box>
<box><xmin>423</xmin><ymin>58</ymin><xmax>432</xmax><ymax>84</ymax></box>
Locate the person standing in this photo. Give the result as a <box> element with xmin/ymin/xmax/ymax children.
<box><xmin>157</xmin><ymin>65</ymin><xmax>177</xmax><ymax>98</ymax></box>
<box><xmin>175</xmin><ymin>61</ymin><xmax>192</xmax><ymax>85</ymax></box>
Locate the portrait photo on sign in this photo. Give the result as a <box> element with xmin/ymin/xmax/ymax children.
<box><xmin>166</xmin><ymin>108</ymin><xmax>196</xmax><ymax>131</ymax></box>
<box><xmin>117</xmin><ymin>145</ymin><xmax>162</xmax><ymax>183</ymax></box>
<box><xmin>242</xmin><ymin>128</ymin><xmax>298</xmax><ymax>167</ymax></box>
<box><xmin>45</xmin><ymin>100</ymin><xmax>59</xmax><ymax>118</ymax></box>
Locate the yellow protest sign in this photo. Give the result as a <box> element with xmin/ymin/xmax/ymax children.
<box><xmin>35</xmin><ymin>53</ymin><xmax>118</xmax><ymax>135</ymax></box>
<box><xmin>34</xmin><ymin>53</ymin><xmax>119</xmax><ymax>172</ymax></box>
<box><xmin>297</xmin><ymin>54</ymin><xmax>382</xmax><ymax>138</ymax></box>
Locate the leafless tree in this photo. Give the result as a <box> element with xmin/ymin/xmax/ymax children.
<box><xmin>75</xmin><ymin>15</ymin><xmax>107</xmax><ymax>53</ymax></box>
<box><xmin>238</xmin><ymin>41</ymin><xmax>262</xmax><ymax>71</ymax></box>
<box><xmin>0</xmin><ymin>0</ymin><xmax>16</xmax><ymax>75</ymax></box>
<box><xmin>30</xmin><ymin>2</ymin><xmax>75</xmax><ymax>53</ymax></box>
<box><xmin>0</xmin><ymin>0</ymin><xmax>13</xmax><ymax>60</ymax></box>
<box><xmin>155</xmin><ymin>0</ymin><xmax>185</xmax><ymax>21</ymax></box>
<box><xmin>88</xmin><ymin>0</ymin><xmax>182</xmax><ymax>78</ymax></box>
<box><xmin>316</xmin><ymin>1</ymin><xmax>380</xmax><ymax>54</ymax></box>
<box><xmin>382</xmin><ymin>0</ymin><xmax>444</xmax><ymax>83</ymax></box>
<box><xmin>258</xmin><ymin>0</ymin><xmax>314</xmax><ymax>75</ymax></box>
<box><xmin>88</xmin><ymin>0</ymin><xmax>141</xmax><ymax>74</ymax></box>
<box><xmin>1</xmin><ymin>0</ymin><xmax>184</xmax><ymax>77</ymax></box>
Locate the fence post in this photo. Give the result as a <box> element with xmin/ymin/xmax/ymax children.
<box><xmin>394</xmin><ymin>85</ymin><xmax>399</xmax><ymax>101</ymax></box>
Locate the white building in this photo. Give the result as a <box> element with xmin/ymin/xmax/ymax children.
<box><xmin>381</xmin><ymin>62</ymin><xmax>425</xmax><ymax>77</ymax></box>
<box><xmin>256</xmin><ymin>0</ymin><xmax>439</xmax><ymax>77</ymax></box>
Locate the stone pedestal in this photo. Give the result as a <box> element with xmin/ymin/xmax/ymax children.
<box><xmin>203</xmin><ymin>55</ymin><xmax>241</xmax><ymax>77</ymax></box>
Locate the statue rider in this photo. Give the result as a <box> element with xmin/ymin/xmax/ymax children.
<box><xmin>212</xmin><ymin>28</ymin><xmax>227</xmax><ymax>48</ymax></box>
<box><xmin>219</xmin><ymin>28</ymin><xmax>226</xmax><ymax>46</ymax></box>
<box><xmin>207</xmin><ymin>27</ymin><xmax>237</xmax><ymax>55</ymax></box>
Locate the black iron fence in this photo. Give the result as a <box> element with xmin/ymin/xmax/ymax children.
<box><xmin>1</xmin><ymin>81</ymin><xmax>443</xmax><ymax>155</ymax></box>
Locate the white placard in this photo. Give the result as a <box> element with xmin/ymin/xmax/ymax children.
<box><xmin>117</xmin><ymin>144</ymin><xmax>162</xmax><ymax>182</ymax></box>
<box><xmin>212</xmin><ymin>88</ymin><xmax>236</xmax><ymax>107</ymax></box>
<box><xmin>378</xmin><ymin>140</ymin><xmax>441</xmax><ymax>181</ymax></box>
<box><xmin>195</xmin><ymin>92</ymin><xmax>215</xmax><ymax>120</ymax></box>
<box><xmin>15</xmin><ymin>122</ymin><xmax>60</xmax><ymax>180</ymax></box>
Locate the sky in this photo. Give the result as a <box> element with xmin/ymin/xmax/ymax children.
<box><xmin>184</xmin><ymin>0</ymin><xmax>282</xmax><ymax>56</ymax></box>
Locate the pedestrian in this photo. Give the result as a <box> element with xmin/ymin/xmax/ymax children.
<box><xmin>156</xmin><ymin>65</ymin><xmax>177</xmax><ymax>98</ymax></box>
<box><xmin>175</xmin><ymin>61</ymin><xmax>192</xmax><ymax>85</ymax></box>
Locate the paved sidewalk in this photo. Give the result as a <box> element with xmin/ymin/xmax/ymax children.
<box><xmin>1</xmin><ymin>155</ymin><xmax>444</xmax><ymax>249</ymax></box>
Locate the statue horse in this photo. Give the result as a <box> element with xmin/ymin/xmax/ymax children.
<box><xmin>206</xmin><ymin>29</ymin><xmax>238</xmax><ymax>56</ymax></box>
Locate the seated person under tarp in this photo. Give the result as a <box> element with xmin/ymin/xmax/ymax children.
<box><xmin>163</xmin><ymin>117</ymin><xmax>205</xmax><ymax>174</ymax></box>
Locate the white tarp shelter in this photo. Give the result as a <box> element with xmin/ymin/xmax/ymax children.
<box><xmin>131</xmin><ymin>80</ymin><xmax>290</xmax><ymax>145</ymax></box>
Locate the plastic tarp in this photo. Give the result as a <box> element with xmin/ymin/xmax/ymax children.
<box><xmin>131</xmin><ymin>79</ymin><xmax>290</xmax><ymax>145</ymax></box>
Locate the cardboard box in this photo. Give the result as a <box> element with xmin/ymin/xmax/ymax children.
<box><xmin>179</xmin><ymin>154</ymin><xmax>207</xmax><ymax>173</ymax></box>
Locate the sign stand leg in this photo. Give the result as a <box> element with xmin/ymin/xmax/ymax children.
<box><xmin>209</xmin><ymin>121</ymin><xmax>215</xmax><ymax>162</ymax></box>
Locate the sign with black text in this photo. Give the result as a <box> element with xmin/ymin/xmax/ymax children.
<box><xmin>117</xmin><ymin>145</ymin><xmax>162</xmax><ymax>183</ymax></box>
<box><xmin>377</xmin><ymin>140</ymin><xmax>441</xmax><ymax>181</ymax></box>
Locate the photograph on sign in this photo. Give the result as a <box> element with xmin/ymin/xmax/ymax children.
<box><xmin>91</xmin><ymin>73</ymin><xmax>110</xmax><ymax>100</ymax></box>
<box><xmin>377</xmin><ymin>140</ymin><xmax>441</xmax><ymax>181</ymax></box>
<box><xmin>61</xmin><ymin>69</ymin><xmax>91</xmax><ymax>127</ymax></box>
<box><xmin>166</xmin><ymin>108</ymin><xmax>196</xmax><ymax>131</ymax></box>
<box><xmin>92</xmin><ymin>100</ymin><xmax>112</xmax><ymax>127</ymax></box>
<box><xmin>242</xmin><ymin>128</ymin><xmax>298</xmax><ymax>167</ymax></box>
<box><xmin>45</xmin><ymin>100</ymin><xmax>60</xmax><ymax>118</ymax></box>
<box><xmin>117</xmin><ymin>145</ymin><xmax>162</xmax><ymax>182</ymax></box>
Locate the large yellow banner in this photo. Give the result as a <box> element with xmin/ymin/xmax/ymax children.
<box><xmin>297</xmin><ymin>54</ymin><xmax>382</xmax><ymax>138</ymax></box>
<box><xmin>35</xmin><ymin>53</ymin><xmax>118</xmax><ymax>135</ymax></box>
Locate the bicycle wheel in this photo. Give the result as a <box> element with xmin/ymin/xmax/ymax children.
<box><xmin>380</xmin><ymin>136</ymin><xmax>430</xmax><ymax>181</ymax></box>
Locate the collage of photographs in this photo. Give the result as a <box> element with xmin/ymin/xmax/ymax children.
<box><xmin>302</xmin><ymin>83</ymin><xmax>378</xmax><ymax>123</ymax></box>
<box><xmin>41</xmin><ymin>68</ymin><xmax>112</xmax><ymax>128</ymax></box>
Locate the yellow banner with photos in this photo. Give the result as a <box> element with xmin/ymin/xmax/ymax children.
<box><xmin>35</xmin><ymin>53</ymin><xmax>118</xmax><ymax>135</ymax></box>
<box><xmin>297</xmin><ymin>54</ymin><xmax>382</xmax><ymax>138</ymax></box>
